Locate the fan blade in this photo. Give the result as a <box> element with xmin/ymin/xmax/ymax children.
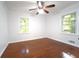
<box><xmin>29</xmin><ymin>8</ymin><xmax>37</xmax><ymax>11</ymax></box>
<box><xmin>45</xmin><ymin>4</ymin><xmax>55</xmax><ymax>8</ymax></box>
<box><xmin>44</xmin><ymin>9</ymin><xmax>49</xmax><ymax>13</ymax></box>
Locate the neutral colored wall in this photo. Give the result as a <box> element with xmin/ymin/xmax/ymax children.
<box><xmin>7</xmin><ymin>2</ymin><xmax>79</xmax><ymax>48</ymax></box>
<box><xmin>0</xmin><ymin>2</ymin><xmax>8</xmax><ymax>56</ymax></box>
<box><xmin>8</xmin><ymin>8</ymin><xmax>46</xmax><ymax>43</ymax></box>
<box><xmin>0</xmin><ymin>1</ymin><xmax>79</xmax><ymax>57</ymax></box>
<box><xmin>46</xmin><ymin>3</ymin><xmax>79</xmax><ymax>47</ymax></box>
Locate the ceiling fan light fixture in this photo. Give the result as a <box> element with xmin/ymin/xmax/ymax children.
<box><xmin>29</xmin><ymin>1</ymin><xmax>55</xmax><ymax>15</ymax></box>
<box><xmin>38</xmin><ymin>9</ymin><xmax>46</xmax><ymax>14</ymax></box>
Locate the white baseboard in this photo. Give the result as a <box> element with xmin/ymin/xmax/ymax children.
<box><xmin>9</xmin><ymin>35</ymin><xmax>79</xmax><ymax>48</ymax></box>
<box><xmin>8</xmin><ymin>36</ymin><xmax>46</xmax><ymax>44</ymax></box>
<box><xmin>0</xmin><ymin>44</ymin><xmax>8</xmax><ymax>57</ymax></box>
<box><xmin>48</xmin><ymin>36</ymin><xmax>79</xmax><ymax>48</ymax></box>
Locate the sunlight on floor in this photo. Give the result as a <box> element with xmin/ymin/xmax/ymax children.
<box><xmin>62</xmin><ymin>52</ymin><xmax>75</xmax><ymax>58</ymax></box>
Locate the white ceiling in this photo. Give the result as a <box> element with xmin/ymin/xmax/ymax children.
<box><xmin>5</xmin><ymin>1</ymin><xmax>79</xmax><ymax>14</ymax></box>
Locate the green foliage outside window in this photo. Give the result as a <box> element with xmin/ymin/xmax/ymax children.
<box><xmin>62</xmin><ymin>12</ymin><xmax>76</xmax><ymax>33</ymax></box>
<box><xmin>20</xmin><ymin>17</ymin><xmax>29</xmax><ymax>33</ymax></box>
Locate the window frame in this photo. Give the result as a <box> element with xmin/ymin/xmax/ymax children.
<box><xmin>19</xmin><ymin>17</ymin><xmax>29</xmax><ymax>33</ymax></box>
<box><xmin>62</xmin><ymin>12</ymin><xmax>76</xmax><ymax>34</ymax></box>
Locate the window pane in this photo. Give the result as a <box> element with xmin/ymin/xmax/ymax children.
<box><xmin>62</xmin><ymin>12</ymin><xmax>76</xmax><ymax>33</ymax></box>
<box><xmin>19</xmin><ymin>17</ymin><xmax>29</xmax><ymax>33</ymax></box>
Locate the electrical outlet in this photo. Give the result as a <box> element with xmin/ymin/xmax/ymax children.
<box><xmin>69</xmin><ymin>40</ymin><xmax>75</xmax><ymax>44</ymax></box>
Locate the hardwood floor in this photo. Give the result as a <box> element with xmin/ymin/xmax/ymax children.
<box><xmin>1</xmin><ymin>38</ymin><xmax>79</xmax><ymax>58</ymax></box>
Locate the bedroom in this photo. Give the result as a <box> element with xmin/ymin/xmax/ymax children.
<box><xmin>0</xmin><ymin>0</ymin><xmax>79</xmax><ymax>58</ymax></box>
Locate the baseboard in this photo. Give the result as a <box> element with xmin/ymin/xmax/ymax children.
<box><xmin>0</xmin><ymin>44</ymin><xmax>8</xmax><ymax>57</ymax></box>
<box><xmin>8</xmin><ymin>37</ymin><xmax>46</xmax><ymax>44</ymax></box>
<box><xmin>8</xmin><ymin>36</ymin><xmax>79</xmax><ymax>50</ymax></box>
<box><xmin>9</xmin><ymin>36</ymin><xmax>79</xmax><ymax>48</ymax></box>
<box><xmin>48</xmin><ymin>36</ymin><xmax>79</xmax><ymax>48</ymax></box>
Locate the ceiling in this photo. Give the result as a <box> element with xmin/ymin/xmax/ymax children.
<box><xmin>5</xmin><ymin>1</ymin><xmax>79</xmax><ymax>14</ymax></box>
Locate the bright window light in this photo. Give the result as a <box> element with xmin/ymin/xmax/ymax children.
<box><xmin>62</xmin><ymin>12</ymin><xmax>76</xmax><ymax>33</ymax></box>
<box><xmin>62</xmin><ymin>52</ymin><xmax>75</xmax><ymax>58</ymax></box>
<box><xmin>19</xmin><ymin>17</ymin><xmax>29</xmax><ymax>33</ymax></box>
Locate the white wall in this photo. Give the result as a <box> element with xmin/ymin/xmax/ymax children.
<box><xmin>7</xmin><ymin>2</ymin><xmax>79</xmax><ymax>48</ymax></box>
<box><xmin>0</xmin><ymin>1</ymin><xmax>79</xmax><ymax>57</ymax></box>
<box><xmin>46</xmin><ymin>3</ymin><xmax>79</xmax><ymax>47</ymax></box>
<box><xmin>8</xmin><ymin>7</ymin><xmax>46</xmax><ymax>43</ymax></box>
<box><xmin>0</xmin><ymin>2</ymin><xmax>8</xmax><ymax>56</ymax></box>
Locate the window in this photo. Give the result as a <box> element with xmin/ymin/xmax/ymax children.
<box><xmin>19</xmin><ymin>17</ymin><xmax>29</xmax><ymax>33</ymax></box>
<box><xmin>62</xmin><ymin>12</ymin><xmax>76</xmax><ymax>34</ymax></box>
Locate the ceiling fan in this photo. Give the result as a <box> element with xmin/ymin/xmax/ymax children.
<box><xmin>29</xmin><ymin>1</ymin><xmax>55</xmax><ymax>15</ymax></box>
